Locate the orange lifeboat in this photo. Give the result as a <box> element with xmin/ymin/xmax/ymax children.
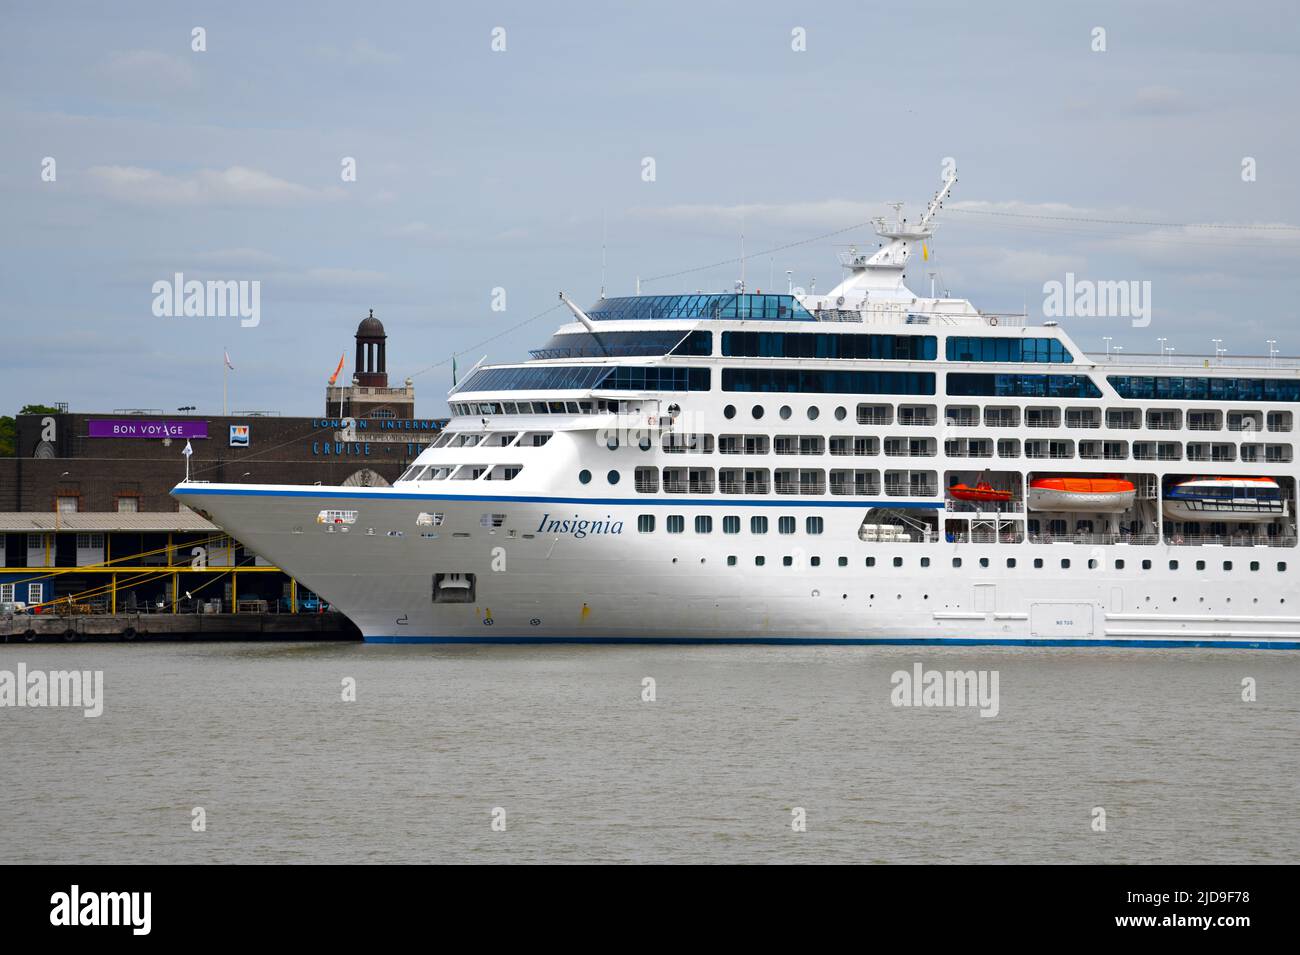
<box><xmin>1028</xmin><ymin>477</ymin><xmax>1136</xmax><ymax>513</ymax></box>
<box><xmin>947</xmin><ymin>481</ymin><xmax>1013</xmax><ymax>504</ymax></box>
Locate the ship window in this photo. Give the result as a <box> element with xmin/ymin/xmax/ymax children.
<box><xmin>578</xmin><ymin>469</ymin><xmax>591</xmax><ymax>484</ymax></box>
<box><xmin>806</xmin><ymin>516</ymin><xmax>824</xmax><ymax>534</ymax></box>
<box><xmin>1087</xmin><ymin>559</ymin><xmax>1099</xmax><ymax>569</ymax></box>
<box><xmin>783</xmin><ymin>556</ymin><xmax>794</xmax><ymax>566</ymax></box>
<box><xmin>606</xmin><ymin>434</ymin><xmax>619</xmax><ymax>450</ymax></box>
<box><xmin>1115</xmin><ymin>559</ymin><xmax>1125</xmax><ymax>570</ymax></box>
<box><xmin>807</xmin><ymin>406</ymin><xmax>820</xmax><ymax>420</ymax></box>
<box><xmin>607</xmin><ymin>470</ymin><xmax>620</xmax><ymax>485</ymax></box>
<box><xmin>638</xmin><ymin>515</ymin><xmax>655</xmax><ymax>533</ymax></box>
<box><xmin>947</xmin><ymin>373</ymin><xmax>1101</xmax><ymax>399</ymax></box>
<box><xmin>778</xmin><ymin>516</ymin><xmax>796</xmax><ymax>534</ymax></box>
<box><xmin>1169</xmin><ymin>560</ymin><xmax>1179</xmax><ymax>570</ymax></box>
<box><xmin>779</xmin><ymin>405</ymin><xmax>792</xmax><ymax>419</ymax></box>
<box><xmin>1196</xmin><ymin>560</ymin><xmax>1206</xmax><ymax>570</ymax></box>
<box><xmin>755</xmin><ymin>556</ymin><xmax>765</xmax><ymax>566</ymax></box>
<box><xmin>666</xmin><ymin>515</ymin><xmax>684</xmax><ymax>534</ymax></box>
<box><xmin>1006</xmin><ymin>558</ymin><xmax>1016</xmax><ymax>568</ymax></box>
<box><xmin>893</xmin><ymin>557</ymin><xmax>903</xmax><ymax>567</ymax></box>
<box><xmin>695</xmin><ymin>516</ymin><xmax>713</xmax><ymax>534</ymax></box>
<box><xmin>838</xmin><ymin>556</ymin><xmax>848</xmax><ymax>567</ymax></box>
<box><xmin>945</xmin><ymin>337</ymin><xmax>1073</xmax><ymax>363</ymax></box>
<box><xmin>724</xmin><ymin>368</ymin><xmax>936</xmax><ymax>396</ymax></box>
<box><xmin>952</xmin><ymin>557</ymin><xmax>962</xmax><ymax>568</ymax></box>
<box><xmin>1034</xmin><ymin>559</ymin><xmax>1043</xmax><ymax>568</ymax></box>
<box><xmin>979</xmin><ymin>557</ymin><xmax>989</xmax><ymax>568</ymax></box>
<box><xmin>1279</xmin><ymin>562</ymin><xmax>1288</xmax><ymax>572</ymax></box>
<box><xmin>1223</xmin><ymin>561</ymin><xmax>1233</xmax><ymax>571</ymax></box>
<box><xmin>1250</xmin><ymin>561</ymin><xmax>1260</xmax><ymax>571</ymax></box>
<box><xmin>724</xmin><ymin>404</ymin><xmax>736</xmax><ymax>419</ymax></box>
<box><xmin>722</xmin><ymin>330</ymin><xmax>936</xmax><ymax>360</ymax></box>
<box><xmin>810</xmin><ymin>556</ymin><xmax>820</xmax><ymax>567</ymax></box>
<box><xmin>752</xmin><ymin>404</ymin><xmax>765</xmax><ymax>419</ymax></box>
<box><xmin>1108</xmin><ymin>375</ymin><xmax>1300</xmax><ymax>403</ymax></box>
<box><xmin>723</xmin><ymin>515</ymin><xmax>741</xmax><ymax>534</ymax></box>
<box><xmin>921</xmin><ymin>557</ymin><xmax>931</xmax><ymax>567</ymax></box>
<box><xmin>727</xmin><ymin>556</ymin><xmax>737</xmax><ymax>566</ymax></box>
<box><xmin>866</xmin><ymin>557</ymin><xmax>876</xmax><ymax>567</ymax></box>
<box><xmin>1061</xmin><ymin>559</ymin><xmax>1071</xmax><ymax>569</ymax></box>
<box><xmin>751</xmin><ymin>516</ymin><xmax>768</xmax><ymax>534</ymax></box>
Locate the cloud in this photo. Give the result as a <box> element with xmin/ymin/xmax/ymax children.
<box><xmin>86</xmin><ymin>165</ymin><xmax>339</xmax><ymax>206</ymax></box>
<box><xmin>630</xmin><ymin>199</ymin><xmax>877</xmax><ymax>233</ymax></box>
<box><xmin>1129</xmin><ymin>85</ymin><xmax>1195</xmax><ymax>115</ymax></box>
<box><xmin>100</xmin><ymin>50</ymin><xmax>196</xmax><ymax>91</ymax></box>
<box><xmin>316</xmin><ymin>39</ymin><xmax>402</xmax><ymax>67</ymax></box>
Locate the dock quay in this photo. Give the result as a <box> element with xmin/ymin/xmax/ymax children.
<box><xmin>1</xmin><ymin>610</ymin><xmax>358</xmax><ymax>642</ymax></box>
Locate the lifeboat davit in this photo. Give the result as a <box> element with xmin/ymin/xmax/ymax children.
<box><xmin>948</xmin><ymin>481</ymin><xmax>1013</xmax><ymax>504</ymax></box>
<box><xmin>1162</xmin><ymin>477</ymin><xmax>1285</xmax><ymax>523</ymax></box>
<box><xmin>1028</xmin><ymin>477</ymin><xmax>1136</xmax><ymax>513</ymax></box>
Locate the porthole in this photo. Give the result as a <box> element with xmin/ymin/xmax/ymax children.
<box><xmin>807</xmin><ymin>406</ymin><xmax>820</xmax><ymax>421</ymax></box>
<box><xmin>779</xmin><ymin>405</ymin><xmax>792</xmax><ymax>420</ymax></box>
<box><xmin>578</xmin><ymin>469</ymin><xmax>592</xmax><ymax>485</ymax></box>
<box><xmin>606</xmin><ymin>435</ymin><xmax>619</xmax><ymax>450</ymax></box>
<box><xmin>724</xmin><ymin>404</ymin><xmax>737</xmax><ymax>419</ymax></box>
<box><xmin>639</xmin><ymin>436</ymin><xmax>652</xmax><ymax>451</ymax></box>
<box><xmin>834</xmin><ymin>406</ymin><xmax>847</xmax><ymax>421</ymax></box>
<box><xmin>607</xmin><ymin>470</ymin><xmax>620</xmax><ymax>485</ymax></box>
<box><xmin>751</xmin><ymin>404</ymin><xmax>765</xmax><ymax>420</ymax></box>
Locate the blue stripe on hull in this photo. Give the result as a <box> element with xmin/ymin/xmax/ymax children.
<box><xmin>364</xmin><ymin>635</ymin><xmax>1300</xmax><ymax>649</ymax></box>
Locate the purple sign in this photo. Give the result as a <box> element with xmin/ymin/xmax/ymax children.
<box><xmin>89</xmin><ymin>419</ymin><xmax>209</xmax><ymax>440</ymax></box>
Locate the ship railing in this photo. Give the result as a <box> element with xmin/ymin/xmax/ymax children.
<box><xmin>1164</xmin><ymin>534</ymin><xmax>1297</xmax><ymax>548</ymax></box>
<box><xmin>719</xmin><ymin>481</ymin><xmax>770</xmax><ymax>495</ymax></box>
<box><xmin>774</xmin><ymin>481</ymin><xmax>827</xmax><ymax>496</ymax></box>
<box><xmin>944</xmin><ymin>448</ymin><xmax>995</xmax><ymax>458</ymax></box>
<box><xmin>884</xmin><ymin>448</ymin><xmax>937</xmax><ymax>457</ymax></box>
<box><xmin>829</xmin><ymin>447</ymin><xmax>877</xmax><ymax>456</ymax></box>
<box><xmin>945</xmin><ymin>500</ymin><xmax>1025</xmax><ymax>513</ymax></box>
<box><xmin>857</xmin><ymin>413</ymin><xmax>893</xmax><ymax>426</ymax></box>
<box><xmin>885</xmin><ymin>483</ymin><xmax>938</xmax><ymax>497</ymax></box>
<box><xmin>1027</xmin><ymin>533</ymin><xmax>1161</xmax><ymax>546</ymax></box>
<box><xmin>830</xmin><ymin>482</ymin><xmax>882</xmax><ymax>496</ymax></box>
<box><xmin>1086</xmin><ymin>352</ymin><xmax>1300</xmax><ymax>369</ymax></box>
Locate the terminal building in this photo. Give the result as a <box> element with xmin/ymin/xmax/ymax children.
<box><xmin>0</xmin><ymin>312</ymin><xmax>445</xmax><ymax>634</ymax></box>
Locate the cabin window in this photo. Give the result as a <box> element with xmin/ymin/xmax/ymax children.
<box><xmin>806</xmin><ymin>516</ymin><xmax>824</xmax><ymax>534</ymax></box>
<box><xmin>695</xmin><ymin>516</ymin><xmax>713</xmax><ymax>534</ymax></box>
<box><xmin>751</xmin><ymin>516</ymin><xmax>768</xmax><ymax>534</ymax></box>
<box><xmin>723</xmin><ymin>516</ymin><xmax>740</xmax><ymax>534</ymax></box>
<box><xmin>755</xmin><ymin>556</ymin><xmax>765</xmax><ymax>566</ymax></box>
<box><xmin>637</xmin><ymin>515</ymin><xmax>655</xmax><ymax>533</ymax></box>
<box><xmin>666</xmin><ymin>515</ymin><xmax>684</xmax><ymax>534</ymax></box>
<box><xmin>579</xmin><ymin>470</ymin><xmax>591</xmax><ymax>484</ymax></box>
<box><xmin>778</xmin><ymin>516</ymin><xmax>796</xmax><ymax>535</ymax></box>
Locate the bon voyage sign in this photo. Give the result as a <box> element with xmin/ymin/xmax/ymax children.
<box><xmin>89</xmin><ymin>419</ymin><xmax>209</xmax><ymax>439</ymax></box>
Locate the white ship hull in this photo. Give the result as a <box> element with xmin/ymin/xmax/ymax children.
<box><xmin>170</xmin><ymin>179</ymin><xmax>1300</xmax><ymax>651</ymax></box>
<box><xmin>173</xmin><ymin>484</ymin><xmax>1300</xmax><ymax>649</ymax></box>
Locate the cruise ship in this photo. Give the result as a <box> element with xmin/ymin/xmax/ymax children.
<box><xmin>173</xmin><ymin>180</ymin><xmax>1300</xmax><ymax>648</ymax></box>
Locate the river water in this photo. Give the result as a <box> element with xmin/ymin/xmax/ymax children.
<box><xmin>1</xmin><ymin>642</ymin><xmax>1296</xmax><ymax>864</ymax></box>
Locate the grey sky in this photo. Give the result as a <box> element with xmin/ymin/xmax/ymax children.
<box><xmin>2</xmin><ymin>0</ymin><xmax>1297</xmax><ymax>418</ymax></box>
